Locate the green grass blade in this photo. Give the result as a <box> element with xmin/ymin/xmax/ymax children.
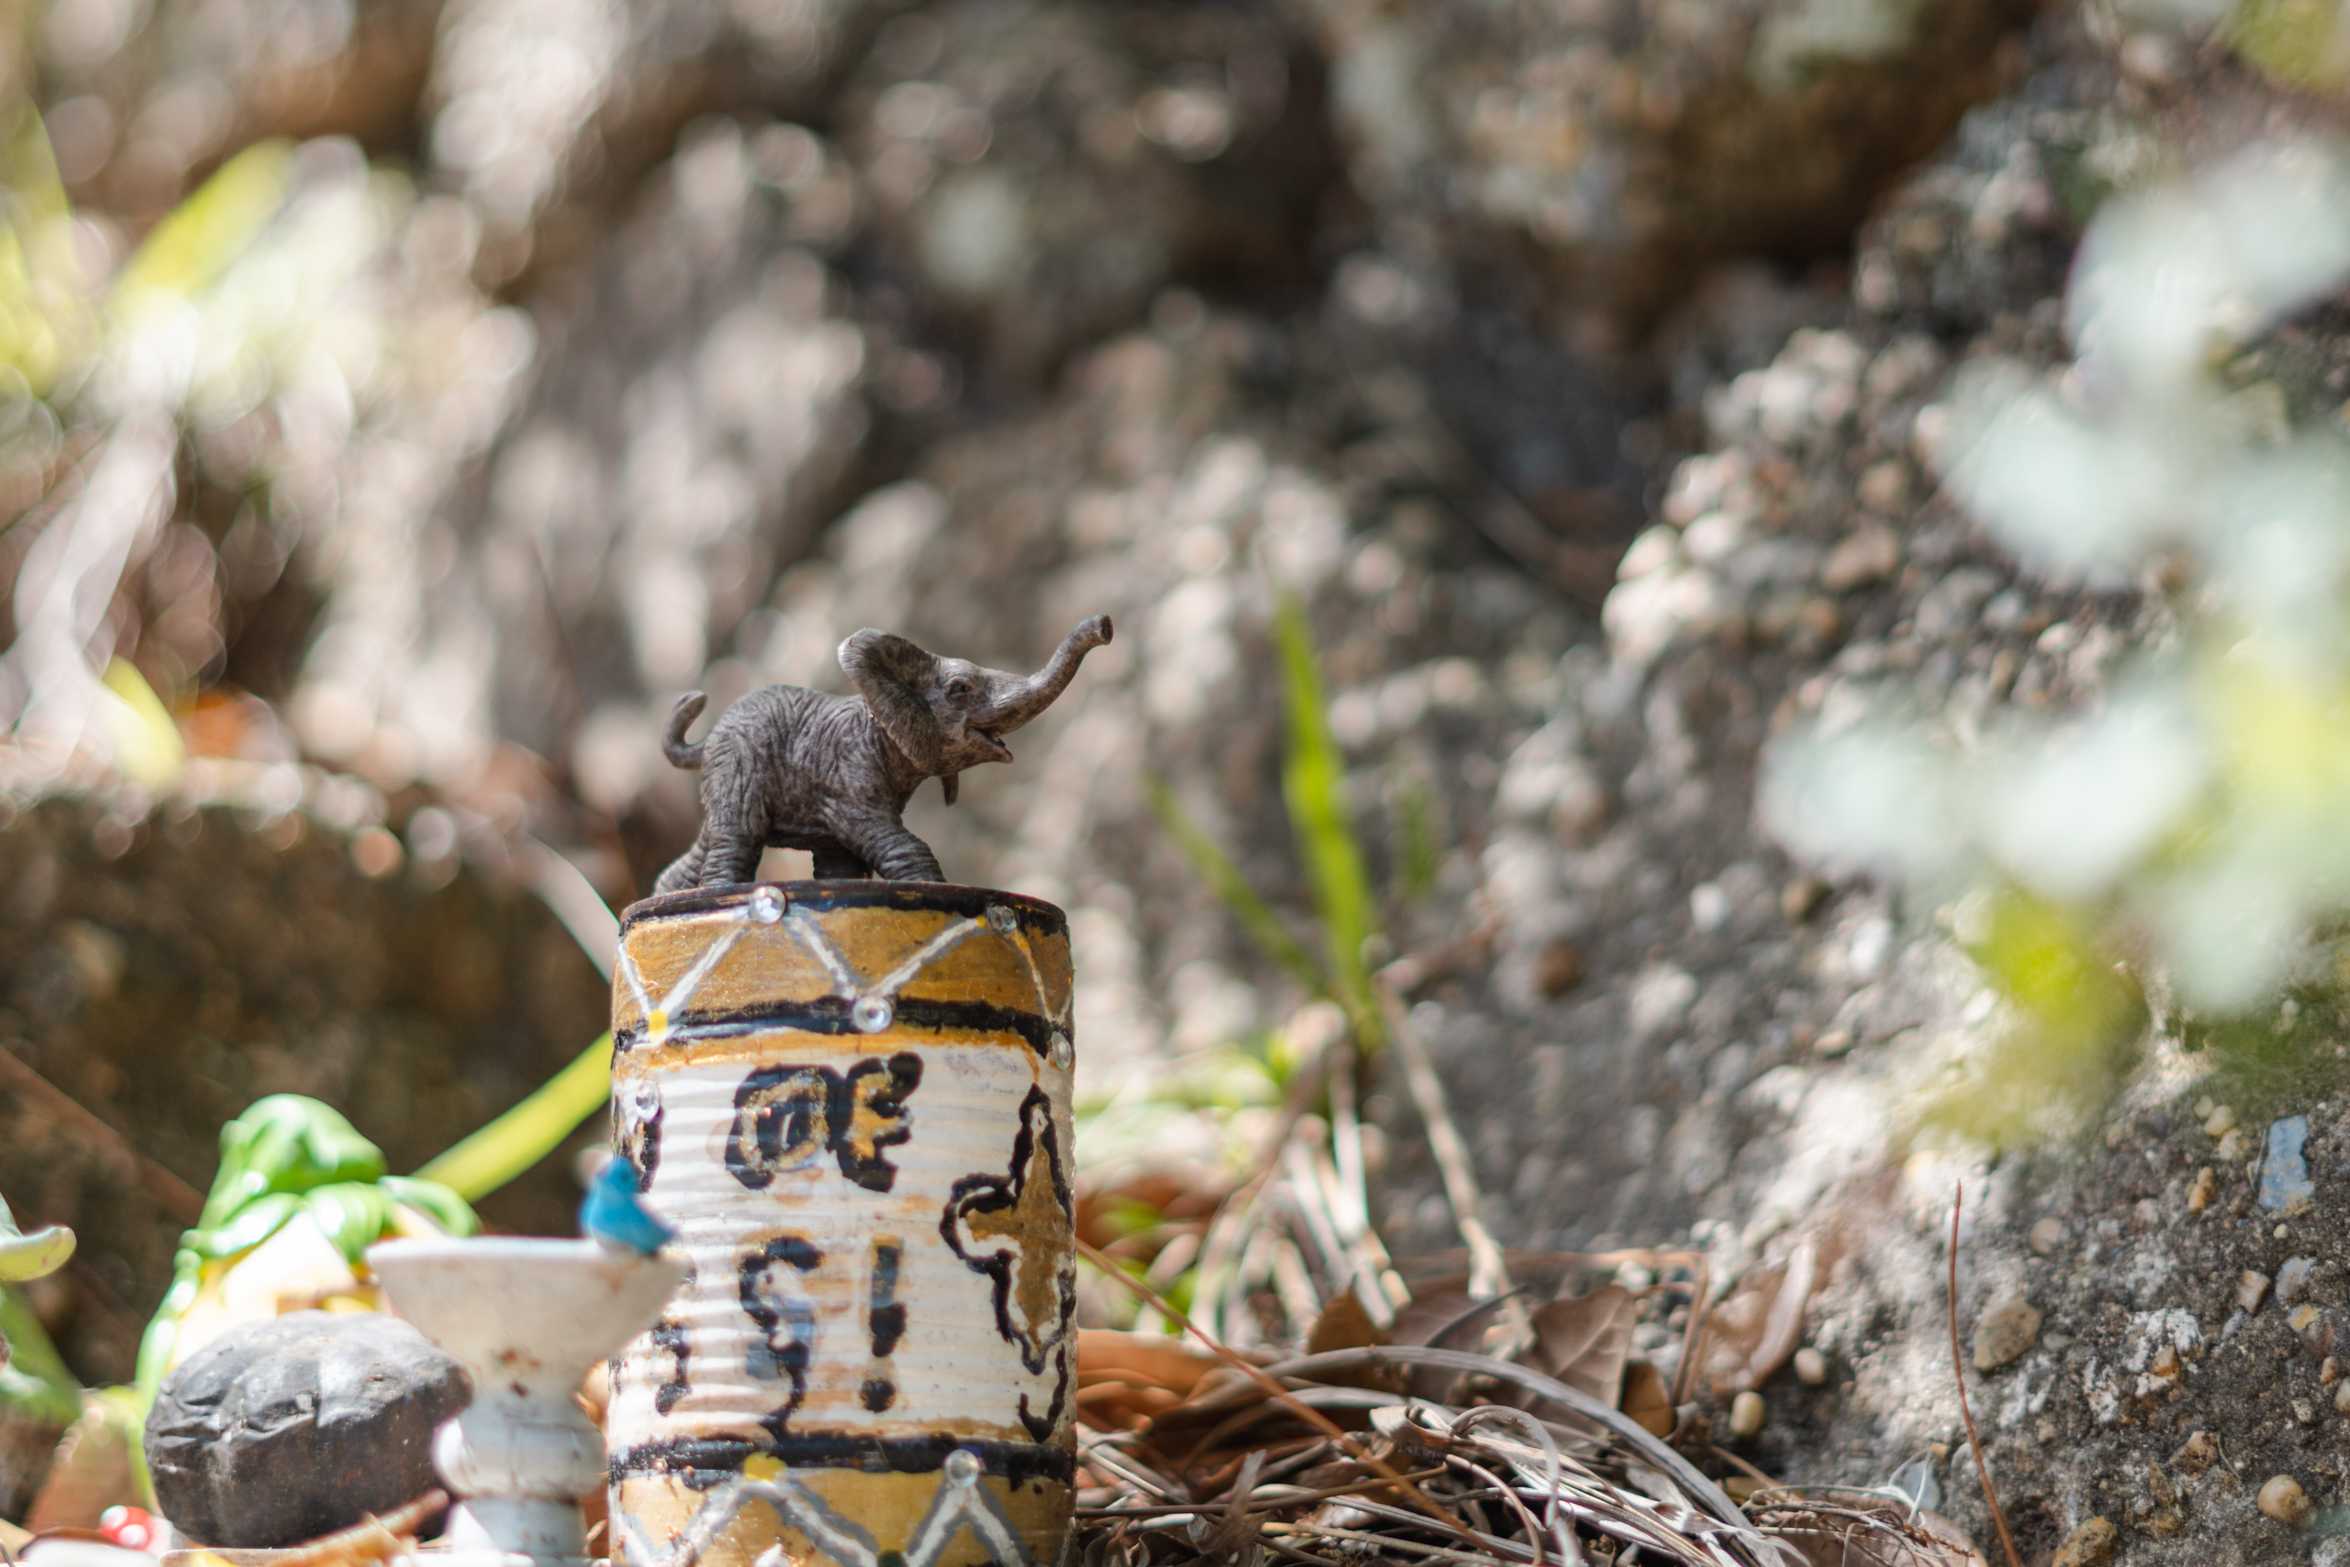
<box><xmin>413</xmin><ymin>1033</ymin><xmax>612</xmax><ymax>1202</ymax></box>
<box><xmin>1274</xmin><ymin>596</ymin><xmax>1382</xmax><ymax>1044</ymax></box>
<box><xmin>112</xmin><ymin>139</ymin><xmax>294</xmax><ymax>311</ymax></box>
<box><xmin>1145</xmin><ymin>776</ymin><xmax>1328</xmax><ymax>996</ymax></box>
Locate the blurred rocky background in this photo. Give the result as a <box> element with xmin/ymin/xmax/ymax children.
<box><xmin>16</xmin><ymin>0</ymin><xmax>2350</xmax><ymax>1556</ymax></box>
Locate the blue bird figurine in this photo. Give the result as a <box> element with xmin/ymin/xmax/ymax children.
<box><xmin>580</xmin><ymin>1156</ymin><xmax>676</xmax><ymax>1255</ymax></box>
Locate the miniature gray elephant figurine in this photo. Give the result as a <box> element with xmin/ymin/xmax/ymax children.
<box><xmin>652</xmin><ymin>615</ymin><xmax>1114</xmax><ymax>892</ymax></box>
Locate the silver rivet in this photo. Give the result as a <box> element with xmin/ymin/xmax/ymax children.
<box><xmin>853</xmin><ymin>996</ymin><xmax>894</xmax><ymax>1034</ymax></box>
<box><xmin>986</xmin><ymin>904</ymin><xmax>1018</xmax><ymax>935</ymax></box>
<box><xmin>1048</xmin><ymin>1030</ymin><xmax>1072</xmax><ymax>1069</ymax></box>
<box><xmin>944</xmin><ymin>1449</ymin><xmax>982</xmax><ymax>1487</ymax></box>
<box><xmin>748</xmin><ymin>886</ymin><xmax>784</xmax><ymax>924</ymax></box>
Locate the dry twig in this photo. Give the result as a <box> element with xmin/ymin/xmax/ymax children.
<box><xmin>1377</xmin><ymin>984</ymin><xmax>1533</xmax><ymax>1354</ymax></box>
<box><xmin>272</xmin><ymin>1490</ymin><xmax>448</xmax><ymax>1567</ymax></box>
<box><xmin>1947</xmin><ymin>1187</ymin><xmax>2021</xmax><ymax>1567</ymax></box>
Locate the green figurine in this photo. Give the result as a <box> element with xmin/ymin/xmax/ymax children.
<box><xmin>0</xmin><ymin>1189</ymin><xmax>80</xmax><ymax>1512</ymax></box>
<box><xmin>0</xmin><ymin>1193</ymin><xmax>73</xmax><ymax>1286</ymax></box>
<box><xmin>136</xmin><ymin>1095</ymin><xmax>478</xmax><ymax>1398</ymax></box>
<box><xmin>0</xmin><ymin>1192</ymin><xmax>73</xmax><ymax>1376</ymax></box>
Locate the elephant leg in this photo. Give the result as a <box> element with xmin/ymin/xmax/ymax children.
<box><xmin>811</xmin><ymin>846</ymin><xmax>871</xmax><ymax>880</ymax></box>
<box><xmin>686</xmin><ymin>755</ymin><xmax>770</xmax><ymax>888</ymax></box>
<box><xmin>701</xmin><ymin>823</ymin><xmax>764</xmax><ymax>887</ymax></box>
<box><xmin>653</xmin><ymin>835</ymin><xmax>708</xmax><ymax>896</ymax></box>
<box><xmin>843</xmin><ymin>817</ymin><xmax>945</xmax><ymax>883</ymax></box>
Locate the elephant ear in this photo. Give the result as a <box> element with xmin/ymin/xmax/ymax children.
<box><xmin>840</xmin><ymin>630</ymin><xmax>944</xmax><ymax>774</ymax></box>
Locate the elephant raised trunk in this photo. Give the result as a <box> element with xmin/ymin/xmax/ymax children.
<box><xmin>973</xmin><ymin>615</ymin><xmax>1114</xmax><ymax>737</ymax></box>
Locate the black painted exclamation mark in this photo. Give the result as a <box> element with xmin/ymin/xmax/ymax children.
<box><xmin>860</xmin><ymin>1237</ymin><xmax>905</xmax><ymax>1411</ymax></box>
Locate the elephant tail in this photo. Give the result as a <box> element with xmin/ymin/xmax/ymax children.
<box><xmin>663</xmin><ymin>692</ymin><xmax>708</xmax><ymax>769</ymax></box>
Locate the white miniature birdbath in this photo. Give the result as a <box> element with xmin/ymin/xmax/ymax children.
<box><xmin>369</xmin><ymin>1238</ymin><xmax>686</xmax><ymax>1567</ymax></box>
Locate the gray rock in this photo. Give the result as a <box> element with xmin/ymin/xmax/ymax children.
<box><xmin>1298</xmin><ymin>0</ymin><xmax>2038</xmax><ymax>336</ymax></box>
<box><xmin>145</xmin><ymin>1312</ymin><xmax>470</xmax><ymax>1547</ymax></box>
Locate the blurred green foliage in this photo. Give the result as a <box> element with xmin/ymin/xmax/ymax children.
<box><xmin>0</xmin><ymin>102</ymin><xmax>80</xmax><ymax>392</ymax></box>
<box><xmin>414</xmin><ymin>1032</ymin><xmax>616</xmax><ymax>1202</ymax></box>
<box><xmin>111</xmin><ymin>141</ymin><xmax>295</xmax><ymax>313</ymax></box>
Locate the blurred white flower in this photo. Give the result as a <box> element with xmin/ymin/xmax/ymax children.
<box><xmin>2065</xmin><ymin>184</ymin><xmax>2231</xmax><ymax>393</ymax></box>
<box><xmin>1980</xmin><ymin>684</ymin><xmax>2209</xmax><ymax>903</ymax></box>
<box><xmin>1938</xmin><ymin>362</ymin><xmax>2173</xmax><ymax>580</ymax></box>
<box><xmin>2143</xmin><ymin>827</ymin><xmax>2311</xmax><ymax>1011</ymax></box>
<box><xmin>1759</xmin><ymin>720</ymin><xmax>1971</xmax><ymax>888</ymax></box>
<box><xmin>2066</xmin><ymin>140</ymin><xmax>2350</xmax><ymax>395</ymax></box>
<box><xmin>2201</xmin><ymin>436</ymin><xmax>2350</xmax><ymax>674</ymax></box>
<box><xmin>2203</xmin><ymin>140</ymin><xmax>2350</xmax><ymax>330</ymax></box>
<box><xmin>1771</xmin><ymin>133</ymin><xmax>2350</xmax><ymax>1048</ymax></box>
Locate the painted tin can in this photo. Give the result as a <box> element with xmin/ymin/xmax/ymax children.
<box><xmin>604</xmin><ymin>883</ymin><xmax>1077</xmax><ymax>1567</ymax></box>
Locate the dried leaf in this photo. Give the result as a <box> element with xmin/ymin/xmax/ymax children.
<box><xmin>1386</xmin><ymin>1275</ymin><xmax>1490</xmax><ymax>1350</ymax></box>
<box><xmin>1702</xmin><ymin>1239</ymin><xmax>1818</xmax><ymax>1396</ymax></box>
<box><xmin>1304</xmin><ymin>1291</ymin><xmax>1385</xmax><ymax>1356</ymax></box>
<box><xmin>1079</xmin><ymin>1328</ymin><xmax>1231</xmax><ymax>1396</ymax></box>
<box><xmin>1076</xmin><ymin>1329</ymin><xmax>1267</xmax><ymax>1435</ymax></box>
<box><xmin>1622</xmin><ymin>1358</ymin><xmax>1676</xmax><ymax>1438</ymax></box>
<box><xmin>1526</xmin><ymin>1284</ymin><xmax>1636</xmax><ymax>1410</ymax></box>
<box><xmin>1384</xmin><ymin>1271</ymin><xmax>1638</xmax><ymax>1426</ymax></box>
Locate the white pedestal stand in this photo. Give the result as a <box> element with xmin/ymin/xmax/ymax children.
<box><xmin>368</xmin><ymin>1238</ymin><xmax>686</xmax><ymax>1567</ymax></box>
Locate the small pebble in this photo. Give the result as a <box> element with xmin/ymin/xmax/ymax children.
<box><xmin>2277</xmin><ymin>1256</ymin><xmax>2319</xmax><ymax>1306</ymax></box>
<box><xmin>1729</xmin><ymin>1390</ymin><xmax>1766</xmax><ymax>1439</ymax></box>
<box><xmin>2193</xmin><ymin>1095</ymin><xmax>2215</xmax><ymax>1119</ymax></box>
<box><xmin>1811</xmin><ymin>1028</ymin><xmax>1854</xmax><ymax>1058</ymax></box>
<box><xmin>2259</xmin><ymin>1474</ymin><xmax>2313</xmax><ymax>1527</ymax></box>
<box><xmin>1821</xmin><ymin>524</ymin><xmax>1901</xmax><ymax>591</ymax></box>
<box><xmin>2172</xmin><ymin>1430</ymin><xmax>2217</xmax><ymax>1474</ymax></box>
<box><xmin>1533</xmin><ymin>939</ymin><xmax>1585</xmax><ymax>997</ymax></box>
<box><xmin>2217</xmin><ymin>1127</ymin><xmax>2250</xmax><ymax>1161</ymax></box>
<box><xmin>2051</xmin><ymin>1516</ymin><xmax>2116</xmax><ymax>1567</ymax></box>
<box><xmin>1780</xmin><ymin>876</ymin><xmax>1829</xmax><ymax>923</ymax></box>
<box><xmin>2205</xmin><ymin>1103</ymin><xmax>2238</xmax><ymax>1137</ymax></box>
<box><xmin>2335</xmin><ymin>1379</ymin><xmax>2350</xmax><ymax>1415</ymax></box>
<box><xmin>1793</xmin><ymin>1347</ymin><xmax>1828</xmax><ymax>1386</ymax></box>
<box><xmin>2029</xmin><ymin>1217</ymin><xmax>2063</xmax><ymax>1255</ymax></box>
<box><xmin>1857</xmin><ymin>459</ymin><xmax>1910</xmax><ymax>512</ymax></box>
<box><xmin>2291</xmin><ymin>1303</ymin><xmax>2330</xmax><ymax>1354</ymax></box>
<box><xmin>2241</xmin><ymin>1270</ymin><xmax>2273</xmax><ymax>1314</ymax></box>
<box><xmin>2259</xmin><ymin>1115</ymin><xmax>2314</xmax><ymax>1213</ymax></box>
<box><xmin>1973</xmin><ymin>1293</ymin><xmax>2041</xmax><ymax>1371</ymax></box>
<box><xmin>2149</xmin><ymin>1343</ymin><xmax>2180</xmax><ymax>1378</ymax></box>
<box><xmin>2186</xmin><ymin>1166</ymin><xmax>2216</xmax><ymax>1214</ymax></box>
